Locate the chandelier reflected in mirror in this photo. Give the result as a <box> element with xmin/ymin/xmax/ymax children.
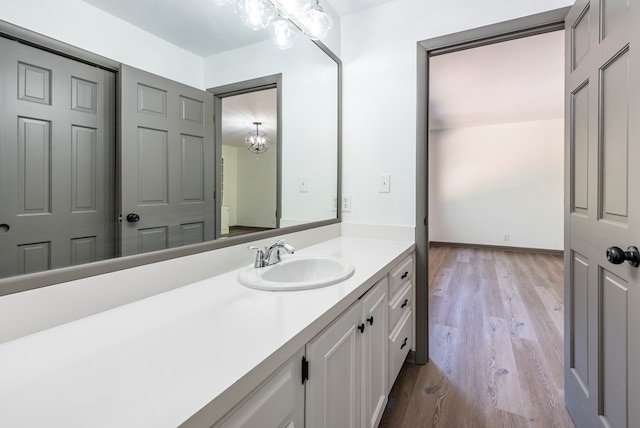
<box><xmin>245</xmin><ymin>122</ymin><xmax>271</xmax><ymax>154</ymax></box>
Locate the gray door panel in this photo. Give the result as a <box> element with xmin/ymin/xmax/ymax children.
<box><xmin>120</xmin><ymin>65</ymin><xmax>214</xmax><ymax>256</ymax></box>
<box><xmin>565</xmin><ymin>1</ymin><xmax>640</xmax><ymax>427</ymax></box>
<box><xmin>0</xmin><ymin>38</ymin><xmax>115</xmax><ymax>279</ymax></box>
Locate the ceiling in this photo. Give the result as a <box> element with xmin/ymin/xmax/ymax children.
<box><xmin>221</xmin><ymin>89</ymin><xmax>278</xmax><ymax>149</ymax></box>
<box><xmin>82</xmin><ymin>0</ymin><xmax>271</xmax><ymax>56</ymax></box>
<box><xmin>429</xmin><ymin>30</ymin><xmax>565</xmax><ymax>130</ymax></box>
<box><xmin>81</xmin><ymin>0</ymin><xmax>390</xmax><ymax>57</ymax></box>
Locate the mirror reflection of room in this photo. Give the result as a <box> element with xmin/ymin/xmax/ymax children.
<box><xmin>0</xmin><ymin>0</ymin><xmax>340</xmax><ymax>286</ymax></box>
<box><xmin>221</xmin><ymin>88</ymin><xmax>278</xmax><ymax>237</ymax></box>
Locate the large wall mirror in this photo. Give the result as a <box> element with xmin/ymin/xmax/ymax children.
<box><xmin>0</xmin><ymin>0</ymin><xmax>340</xmax><ymax>294</ymax></box>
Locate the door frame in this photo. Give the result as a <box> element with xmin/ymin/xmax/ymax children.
<box><xmin>414</xmin><ymin>7</ymin><xmax>570</xmax><ymax>364</ymax></box>
<box><xmin>208</xmin><ymin>74</ymin><xmax>283</xmax><ymax>238</ymax></box>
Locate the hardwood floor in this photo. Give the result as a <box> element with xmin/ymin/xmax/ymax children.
<box><xmin>379</xmin><ymin>246</ymin><xmax>574</xmax><ymax>428</ymax></box>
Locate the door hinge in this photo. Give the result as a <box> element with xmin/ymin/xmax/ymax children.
<box><xmin>301</xmin><ymin>356</ymin><xmax>309</xmax><ymax>385</ymax></box>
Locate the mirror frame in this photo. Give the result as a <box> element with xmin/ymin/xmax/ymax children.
<box><xmin>0</xmin><ymin>19</ymin><xmax>342</xmax><ymax>297</ymax></box>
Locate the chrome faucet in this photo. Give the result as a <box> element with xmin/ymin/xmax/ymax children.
<box><xmin>248</xmin><ymin>239</ymin><xmax>295</xmax><ymax>268</ymax></box>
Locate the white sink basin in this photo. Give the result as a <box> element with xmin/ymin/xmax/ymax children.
<box><xmin>238</xmin><ymin>256</ymin><xmax>355</xmax><ymax>291</ymax></box>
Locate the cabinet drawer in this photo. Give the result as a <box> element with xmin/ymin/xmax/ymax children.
<box><xmin>388</xmin><ymin>256</ymin><xmax>413</xmax><ymax>298</ymax></box>
<box><xmin>389</xmin><ymin>310</ymin><xmax>412</xmax><ymax>386</ymax></box>
<box><xmin>388</xmin><ymin>282</ymin><xmax>412</xmax><ymax>332</ymax></box>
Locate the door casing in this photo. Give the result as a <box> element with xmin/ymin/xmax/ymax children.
<box><xmin>208</xmin><ymin>74</ymin><xmax>283</xmax><ymax>238</ymax></box>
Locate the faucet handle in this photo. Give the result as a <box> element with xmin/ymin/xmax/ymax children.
<box><xmin>271</xmin><ymin>239</ymin><xmax>295</xmax><ymax>253</ymax></box>
<box><xmin>248</xmin><ymin>245</ymin><xmax>265</xmax><ymax>268</ymax></box>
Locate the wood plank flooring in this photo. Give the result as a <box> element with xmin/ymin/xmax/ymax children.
<box><xmin>379</xmin><ymin>246</ymin><xmax>574</xmax><ymax>428</ymax></box>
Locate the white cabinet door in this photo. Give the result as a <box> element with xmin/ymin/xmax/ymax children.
<box><xmin>213</xmin><ymin>348</ymin><xmax>305</xmax><ymax>428</ymax></box>
<box><xmin>361</xmin><ymin>278</ymin><xmax>388</xmax><ymax>428</ymax></box>
<box><xmin>306</xmin><ymin>302</ymin><xmax>362</xmax><ymax>428</ymax></box>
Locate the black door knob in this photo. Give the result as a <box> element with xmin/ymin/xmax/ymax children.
<box><xmin>606</xmin><ymin>246</ymin><xmax>640</xmax><ymax>267</ymax></box>
<box><xmin>126</xmin><ymin>213</ymin><xmax>140</xmax><ymax>223</ymax></box>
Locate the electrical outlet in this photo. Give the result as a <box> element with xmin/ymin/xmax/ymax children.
<box><xmin>331</xmin><ymin>195</ymin><xmax>337</xmax><ymax>212</ymax></box>
<box><xmin>342</xmin><ymin>195</ymin><xmax>352</xmax><ymax>212</ymax></box>
<box><xmin>504</xmin><ymin>233</ymin><xmax>510</xmax><ymax>241</ymax></box>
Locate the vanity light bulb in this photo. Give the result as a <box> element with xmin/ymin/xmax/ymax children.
<box><xmin>268</xmin><ymin>18</ymin><xmax>298</xmax><ymax>49</ymax></box>
<box><xmin>300</xmin><ymin>3</ymin><xmax>333</xmax><ymax>40</ymax></box>
<box><xmin>237</xmin><ymin>0</ymin><xmax>275</xmax><ymax>31</ymax></box>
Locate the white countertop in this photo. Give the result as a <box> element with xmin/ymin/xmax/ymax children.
<box><xmin>0</xmin><ymin>236</ymin><xmax>414</xmax><ymax>428</ymax></box>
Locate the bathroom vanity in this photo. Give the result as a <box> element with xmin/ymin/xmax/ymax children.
<box><xmin>0</xmin><ymin>237</ymin><xmax>414</xmax><ymax>428</ymax></box>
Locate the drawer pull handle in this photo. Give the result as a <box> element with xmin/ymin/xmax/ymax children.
<box><xmin>358</xmin><ymin>323</ymin><xmax>365</xmax><ymax>333</ymax></box>
<box><xmin>367</xmin><ymin>316</ymin><xmax>374</xmax><ymax>326</ymax></box>
<box><xmin>401</xmin><ymin>338</ymin><xmax>408</xmax><ymax>350</ymax></box>
<box><xmin>401</xmin><ymin>271</ymin><xmax>409</xmax><ymax>280</ymax></box>
<box><xmin>401</xmin><ymin>299</ymin><xmax>409</xmax><ymax>309</ymax></box>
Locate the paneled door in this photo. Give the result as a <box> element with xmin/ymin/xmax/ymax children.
<box><xmin>306</xmin><ymin>301</ymin><xmax>362</xmax><ymax>428</ymax></box>
<box><xmin>565</xmin><ymin>1</ymin><xmax>640</xmax><ymax>427</ymax></box>
<box><xmin>0</xmin><ymin>37</ymin><xmax>115</xmax><ymax>279</ymax></box>
<box><xmin>120</xmin><ymin>65</ymin><xmax>214</xmax><ymax>256</ymax></box>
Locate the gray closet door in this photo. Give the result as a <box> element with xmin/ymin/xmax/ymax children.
<box><xmin>565</xmin><ymin>1</ymin><xmax>640</xmax><ymax>427</ymax></box>
<box><xmin>120</xmin><ymin>65</ymin><xmax>214</xmax><ymax>256</ymax></box>
<box><xmin>0</xmin><ymin>38</ymin><xmax>115</xmax><ymax>279</ymax></box>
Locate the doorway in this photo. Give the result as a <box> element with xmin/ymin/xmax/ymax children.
<box><xmin>428</xmin><ymin>31</ymin><xmax>564</xmax><ymax>251</ymax></box>
<box><xmin>414</xmin><ymin>6</ymin><xmax>569</xmax><ymax>367</ymax></box>
<box><xmin>209</xmin><ymin>75</ymin><xmax>282</xmax><ymax>239</ymax></box>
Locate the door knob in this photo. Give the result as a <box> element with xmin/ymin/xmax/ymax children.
<box><xmin>126</xmin><ymin>213</ymin><xmax>140</xmax><ymax>223</ymax></box>
<box><xmin>606</xmin><ymin>246</ymin><xmax>640</xmax><ymax>267</ymax></box>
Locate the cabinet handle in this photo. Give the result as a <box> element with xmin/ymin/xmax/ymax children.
<box><xmin>358</xmin><ymin>323</ymin><xmax>365</xmax><ymax>333</ymax></box>
<box><xmin>401</xmin><ymin>271</ymin><xmax>409</xmax><ymax>280</ymax></box>
<box><xmin>401</xmin><ymin>299</ymin><xmax>409</xmax><ymax>309</ymax></box>
<box><xmin>367</xmin><ymin>316</ymin><xmax>374</xmax><ymax>326</ymax></box>
<box><xmin>401</xmin><ymin>337</ymin><xmax>408</xmax><ymax>350</ymax></box>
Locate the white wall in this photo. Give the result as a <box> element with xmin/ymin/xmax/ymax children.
<box><xmin>0</xmin><ymin>0</ymin><xmax>204</xmax><ymax>87</ymax></box>
<box><xmin>429</xmin><ymin>119</ymin><xmax>564</xmax><ymax>250</ymax></box>
<box><xmin>340</xmin><ymin>0</ymin><xmax>573</xmax><ymax>230</ymax></box>
<box><xmin>236</xmin><ymin>146</ymin><xmax>278</xmax><ymax>228</ymax></box>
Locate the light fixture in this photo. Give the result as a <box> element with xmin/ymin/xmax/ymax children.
<box><xmin>267</xmin><ymin>17</ymin><xmax>298</xmax><ymax>49</ymax></box>
<box><xmin>245</xmin><ymin>122</ymin><xmax>270</xmax><ymax>154</ymax></box>
<box><xmin>235</xmin><ymin>0</ymin><xmax>276</xmax><ymax>31</ymax></box>
<box><xmin>216</xmin><ymin>0</ymin><xmax>333</xmax><ymax>48</ymax></box>
<box><xmin>299</xmin><ymin>0</ymin><xmax>333</xmax><ymax>40</ymax></box>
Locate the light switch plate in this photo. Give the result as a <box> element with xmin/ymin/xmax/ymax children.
<box><xmin>378</xmin><ymin>174</ymin><xmax>390</xmax><ymax>193</ymax></box>
<box><xmin>299</xmin><ymin>176</ymin><xmax>308</xmax><ymax>192</ymax></box>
